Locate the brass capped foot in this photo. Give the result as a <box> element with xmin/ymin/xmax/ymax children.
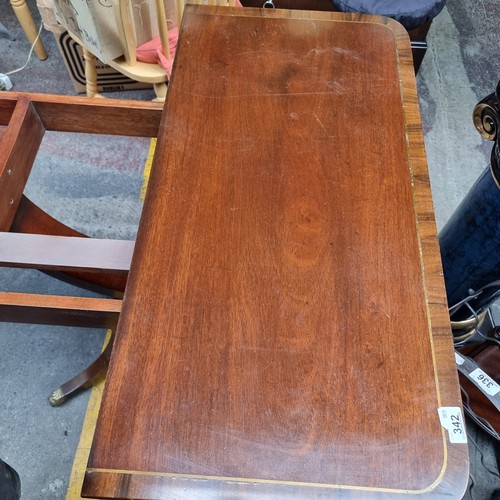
<box><xmin>48</xmin><ymin>388</ymin><xmax>66</xmax><ymax>407</ymax></box>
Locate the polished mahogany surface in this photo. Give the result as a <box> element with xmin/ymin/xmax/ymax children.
<box><xmin>83</xmin><ymin>6</ymin><xmax>468</xmax><ymax>499</ymax></box>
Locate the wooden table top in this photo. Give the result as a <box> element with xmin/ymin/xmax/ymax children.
<box><xmin>83</xmin><ymin>6</ymin><xmax>468</xmax><ymax>499</ymax></box>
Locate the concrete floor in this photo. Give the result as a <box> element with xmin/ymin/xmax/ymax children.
<box><xmin>1</xmin><ymin>0</ymin><xmax>499</xmax><ymax>498</ymax></box>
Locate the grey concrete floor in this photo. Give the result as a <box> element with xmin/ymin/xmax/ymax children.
<box><xmin>1</xmin><ymin>0</ymin><xmax>500</xmax><ymax>498</ymax></box>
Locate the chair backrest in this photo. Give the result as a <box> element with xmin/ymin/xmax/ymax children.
<box><xmin>114</xmin><ymin>0</ymin><xmax>239</xmax><ymax>65</ymax></box>
<box><xmin>52</xmin><ymin>0</ymin><xmax>238</xmax><ymax>65</ymax></box>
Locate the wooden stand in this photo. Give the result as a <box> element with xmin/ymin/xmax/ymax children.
<box><xmin>0</xmin><ymin>92</ymin><xmax>163</xmax><ymax>403</ymax></box>
<box><xmin>83</xmin><ymin>6</ymin><xmax>468</xmax><ymax>499</ymax></box>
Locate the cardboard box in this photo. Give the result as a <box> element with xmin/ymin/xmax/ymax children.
<box><xmin>56</xmin><ymin>30</ymin><xmax>152</xmax><ymax>94</ymax></box>
<box><xmin>37</xmin><ymin>0</ymin><xmax>152</xmax><ymax>94</ymax></box>
<box><xmin>51</xmin><ymin>0</ymin><xmax>158</xmax><ymax>63</ymax></box>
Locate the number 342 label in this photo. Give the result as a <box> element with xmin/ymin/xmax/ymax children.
<box><xmin>438</xmin><ymin>407</ymin><xmax>467</xmax><ymax>444</ymax></box>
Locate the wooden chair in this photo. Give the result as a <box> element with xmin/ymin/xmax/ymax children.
<box><xmin>0</xmin><ymin>92</ymin><xmax>163</xmax><ymax>404</ymax></box>
<box><xmin>54</xmin><ymin>0</ymin><xmax>238</xmax><ymax>100</ymax></box>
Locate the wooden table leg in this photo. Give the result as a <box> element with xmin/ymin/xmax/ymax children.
<box><xmin>48</xmin><ymin>333</ymin><xmax>114</xmax><ymax>406</ymax></box>
<box><xmin>10</xmin><ymin>0</ymin><xmax>48</xmax><ymax>61</ymax></box>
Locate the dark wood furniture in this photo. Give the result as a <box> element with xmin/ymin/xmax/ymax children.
<box><xmin>0</xmin><ymin>92</ymin><xmax>163</xmax><ymax>403</ymax></box>
<box><xmin>82</xmin><ymin>5</ymin><xmax>468</xmax><ymax>499</ymax></box>
<box><xmin>241</xmin><ymin>0</ymin><xmax>432</xmax><ymax>72</ymax></box>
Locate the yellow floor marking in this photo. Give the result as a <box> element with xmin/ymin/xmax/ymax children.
<box><xmin>66</xmin><ymin>331</ymin><xmax>111</xmax><ymax>500</ymax></box>
<box><xmin>67</xmin><ymin>137</ymin><xmax>154</xmax><ymax>498</ymax></box>
<box><xmin>140</xmin><ymin>138</ymin><xmax>157</xmax><ymax>201</ymax></box>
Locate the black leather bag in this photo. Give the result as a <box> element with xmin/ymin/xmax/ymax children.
<box><xmin>0</xmin><ymin>459</ymin><xmax>21</xmax><ymax>500</ymax></box>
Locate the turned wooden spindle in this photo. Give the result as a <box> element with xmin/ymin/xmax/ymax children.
<box><xmin>10</xmin><ymin>0</ymin><xmax>48</xmax><ymax>61</ymax></box>
<box><xmin>82</xmin><ymin>48</ymin><xmax>103</xmax><ymax>98</ymax></box>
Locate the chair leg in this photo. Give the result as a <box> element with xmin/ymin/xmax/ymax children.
<box><xmin>10</xmin><ymin>0</ymin><xmax>47</xmax><ymax>61</ymax></box>
<box><xmin>48</xmin><ymin>333</ymin><xmax>114</xmax><ymax>406</ymax></box>
<box><xmin>83</xmin><ymin>48</ymin><xmax>104</xmax><ymax>98</ymax></box>
<box><xmin>153</xmin><ymin>82</ymin><xmax>168</xmax><ymax>102</ymax></box>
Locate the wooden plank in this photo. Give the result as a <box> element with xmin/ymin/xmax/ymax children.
<box><xmin>0</xmin><ymin>292</ymin><xmax>121</xmax><ymax>328</ymax></box>
<box><xmin>0</xmin><ymin>232</ymin><xmax>133</xmax><ymax>273</ymax></box>
<box><xmin>10</xmin><ymin>196</ymin><xmax>129</xmax><ymax>294</ymax></box>
<box><xmin>0</xmin><ymin>97</ymin><xmax>45</xmax><ymax>231</ymax></box>
<box><xmin>0</xmin><ymin>92</ymin><xmax>163</xmax><ymax>136</ymax></box>
<box><xmin>0</xmin><ymin>95</ymin><xmax>16</xmax><ymax>126</ymax></box>
<box><xmin>84</xmin><ymin>6</ymin><xmax>468</xmax><ymax>499</ymax></box>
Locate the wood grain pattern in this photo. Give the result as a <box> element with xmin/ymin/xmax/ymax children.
<box><xmin>0</xmin><ymin>97</ymin><xmax>44</xmax><ymax>231</ymax></box>
<box><xmin>242</xmin><ymin>0</ymin><xmax>339</xmax><ymax>9</ymax></box>
<box><xmin>0</xmin><ymin>92</ymin><xmax>164</xmax><ymax>294</ymax></box>
<box><xmin>240</xmin><ymin>0</ymin><xmax>431</xmax><ymax>41</ymax></box>
<box><xmin>0</xmin><ymin>232</ymin><xmax>133</xmax><ymax>273</ymax></box>
<box><xmin>83</xmin><ymin>6</ymin><xmax>468</xmax><ymax>499</ymax></box>
<box><xmin>239</xmin><ymin>1</ymin><xmax>430</xmax><ymax>72</ymax></box>
<box><xmin>0</xmin><ymin>292</ymin><xmax>121</xmax><ymax>328</ymax></box>
<box><xmin>0</xmin><ymin>92</ymin><xmax>163</xmax><ymax>136</ymax></box>
<box><xmin>0</xmin><ymin>92</ymin><xmax>160</xmax><ymax>405</ymax></box>
<box><xmin>10</xmin><ymin>196</ymin><xmax>128</xmax><ymax>295</ymax></box>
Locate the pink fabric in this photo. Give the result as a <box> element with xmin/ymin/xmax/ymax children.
<box><xmin>136</xmin><ymin>27</ymin><xmax>179</xmax><ymax>78</ymax></box>
<box><xmin>136</xmin><ymin>2</ymin><xmax>242</xmax><ymax>77</ymax></box>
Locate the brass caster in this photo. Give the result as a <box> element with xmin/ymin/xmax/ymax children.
<box><xmin>48</xmin><ymin>388</ymin><xmax>66</xmax><ymax>407</ymax></box>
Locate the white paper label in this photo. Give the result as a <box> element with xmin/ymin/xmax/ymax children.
<box><xmin>455</xmin><ymin>352</ymin><xmax>464</xmax><ymax>365</ymax></box>
<box><xmin>438</xmin><ymin>407</ymin><xmax>467</xmax><ymax>444</ymax></box>
<box><xmin>469</xmin><ymin>368</ymin><xmax>500</xmax><ymax>396</ymax></box>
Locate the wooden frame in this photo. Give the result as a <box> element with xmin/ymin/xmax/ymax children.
<box><xmin>0</xmin><ymin>92</ymin><xmax>163</xmax><ymax>404</ymax></box>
